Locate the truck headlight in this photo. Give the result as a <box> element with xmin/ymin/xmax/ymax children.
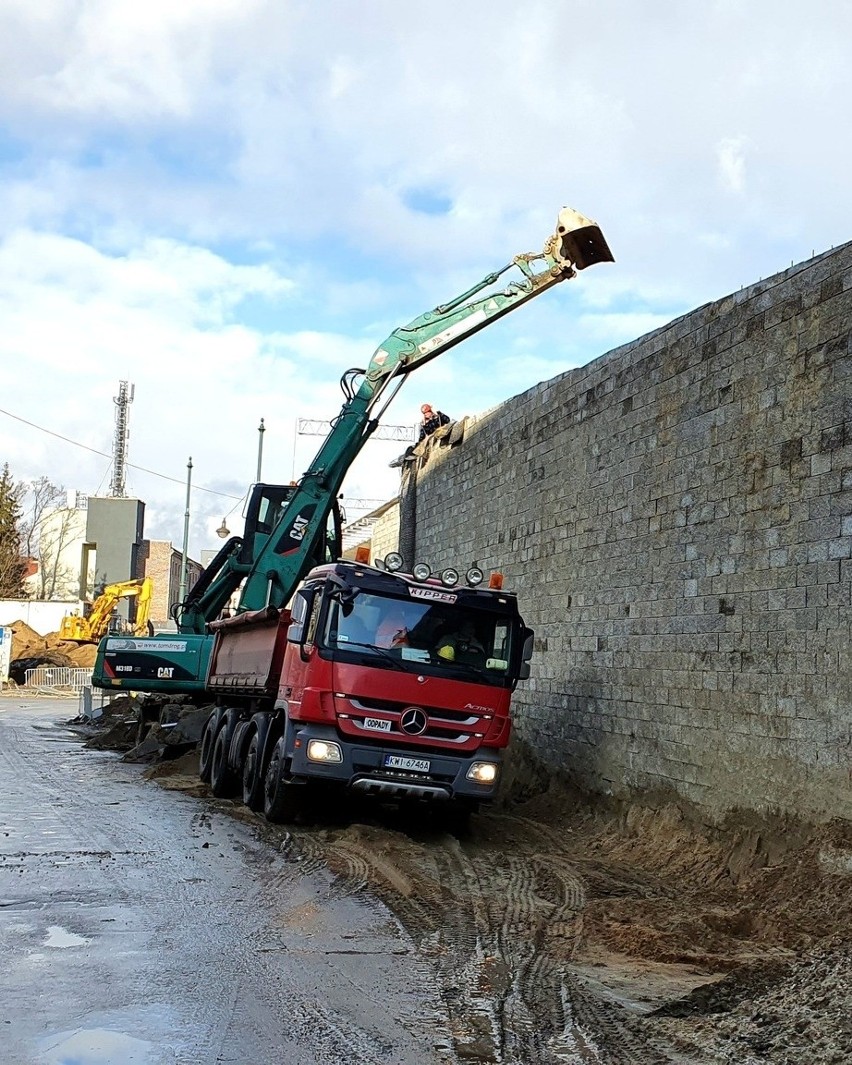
<box><xmin>466</xmin><ymin>761</ymin><xmax>498</xmax><ymax>784</ymax></box>
<box><xmin>307</xmin><ymin>739</ymin><xmax>343</xmax><ymax>763</ymax></box>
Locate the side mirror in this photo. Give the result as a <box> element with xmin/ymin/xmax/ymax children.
<box><xmin>286</xmin><ymin>588</ymin><xmax>316</xmax><ymax>645</ymax></box>
<box><xmin>516</xmin><ymin>627</ymin><xmax>534</xmax><ymax>681</ymax></box>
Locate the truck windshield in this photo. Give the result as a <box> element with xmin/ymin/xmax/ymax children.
<box><xmin>322</xmin><ymin>591</ymin><xmax>515</xmax><ymax>684</ymax></box>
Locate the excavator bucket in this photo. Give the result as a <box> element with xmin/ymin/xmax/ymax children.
<box><xmin>555</xmin><ymin>207</ymin><xmax>614</xmax><ymax>270</ymax></box>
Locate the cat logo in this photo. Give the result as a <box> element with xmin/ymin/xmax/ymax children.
<box><xmin>157</xmin><ymin>667</ymin><xmax>174</xmax><ymax>679</ymax></box>
<box><xmin>289</xmin><ymin>514</ymin><xmax>309</xmax><ymax>542</ymax></box>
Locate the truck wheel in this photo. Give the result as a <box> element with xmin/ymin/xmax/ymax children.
<box><xmin>241</xmin><ymin>732</ymin><xmax>265</xmax><ymax>811</ymax></box>
<box><xmin>210</xmin><ymin>726</ymin><xmax>237</xmax><ymax>798</ymax></box>
<box><xmin>263</xmin><ymin>738</ymin><xmax>303</xmax><ymax>823</ymax></box>
<box><xmin>198</xmin><ymin>710</ymin><xmax>221</xmax><ymax>784</ymax></box>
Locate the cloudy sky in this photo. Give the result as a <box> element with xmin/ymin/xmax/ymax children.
<box><xmin>1</xmin><ymin>0</ymin><xmax>849</xmax><ymax>557</ymax></box>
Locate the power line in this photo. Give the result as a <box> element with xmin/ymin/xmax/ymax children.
<box><xmin>0</xmin><ymin>405</ymin><xmax>242</xmax><ymax>501</ymax></box>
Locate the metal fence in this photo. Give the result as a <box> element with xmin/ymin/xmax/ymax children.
<box><xmin>23</xmin><ymin>666</ymin><xmax>93</xmax><ymax>692</ymax></box>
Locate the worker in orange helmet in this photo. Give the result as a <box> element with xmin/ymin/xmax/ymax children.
<box><xmin>418</xmin><ymin>403</ymin><xmax>451</xmax><ymax>442</ymax></box>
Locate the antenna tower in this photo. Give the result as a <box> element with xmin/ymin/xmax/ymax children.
<box><xmin>110</xmin><ymin>380</ymin><xmax>135</xmax><ymax>497</ymax></box>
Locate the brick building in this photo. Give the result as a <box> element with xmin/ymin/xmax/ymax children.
<box><xmin>138</xmin><ymin>540</ymin><xmax>204</xmax><ymax>631</ymax></box>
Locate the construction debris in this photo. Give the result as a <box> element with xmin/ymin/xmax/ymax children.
<box><xmin>6</xmin><ymin>618</ymin><xmax>97</xmax><ymax>684</ymax></box>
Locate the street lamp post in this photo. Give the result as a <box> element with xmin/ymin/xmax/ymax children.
<box><xmin>256</xmin><ymin>417</ymin><xmax>265</xmax><ymax>482</ymax></box>
<box><xmin>179</xmin><ymin>456</ymin><xmax>193</xmax><ymax>604</ymax></box>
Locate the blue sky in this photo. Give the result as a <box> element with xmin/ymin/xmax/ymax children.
<box><xmin>1</xmin><ymin>0</ymin><xmax>850</xmax><ymax>556</ymax></box>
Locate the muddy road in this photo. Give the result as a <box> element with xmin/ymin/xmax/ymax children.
<box><xmin>0</xmin><ymin>698</ymin><xmax>453</xmax><ymax>1065</ymax></box>
<box><xmin>251</xmin><ymin>799</ymin><xmax>850</xmax><ymax>1065</ymax></box>
<box><xmin>3</xmin><ymin>694</ymin><xmax>850</xmax><ymax>1064</ymax></box>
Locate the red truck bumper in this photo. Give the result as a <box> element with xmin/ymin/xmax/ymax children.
<box><xmin>287</xmin><ymin>723</ymin><xmax>502</xmax><ymax>804</ymax></box>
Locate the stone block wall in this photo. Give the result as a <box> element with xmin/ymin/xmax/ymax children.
<box><xmin>412</xmin><ymin>244</ymin><xmax>852</xmax><ymax>823</ymax></box>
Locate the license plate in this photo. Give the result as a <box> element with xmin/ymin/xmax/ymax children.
<box><xmin>384</xmin><ymin>755</ymin><xmax>431</xmax><ymax>773</ymax></box>
<box><xmin>363</xmin><ymin>717</ymin><xmax>392</xmax><ymax>732</ymax></box>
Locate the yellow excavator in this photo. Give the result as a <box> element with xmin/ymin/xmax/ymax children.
<box><xmin>59</xmin><ymin>577</ymin><xmax>154</xmax><ymax>643</ymax></box>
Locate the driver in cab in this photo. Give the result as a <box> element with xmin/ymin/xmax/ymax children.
<box><xmin>436</xmin><ymin>619</ymin><xmax>485</xmax><ymax>664</ymax></box>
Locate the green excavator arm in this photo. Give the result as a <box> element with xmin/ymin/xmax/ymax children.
<box><xmin>93</xmin><ymin>206</ymin><xmax>611</xmax><ymax>692</ymax></box>
<box><xmin>235</xmin><ymin>207</ymin><xmax>612</xmax><ymax>614</ymax></box>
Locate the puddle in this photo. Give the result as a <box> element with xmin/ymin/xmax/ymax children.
<box><xmin>39</xmin><ymin>1027</ymin><xmax>158</xmax><ymax>1064</ymax></box>
<box><xmin>44</xmin><ymin>925</ymin><xmax>90</xmax><ymax>948</ymax></box>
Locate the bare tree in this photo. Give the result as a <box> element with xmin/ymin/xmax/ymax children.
<box><xmin>18</xmin><ymin>476</ymin><xmax>65</xmax><ymax>558</ymax></box>
<box><xmin>36</xmin><ymin>507</ymin><xmax>84</xmax><ymax>600</ymax></box>
<box><xmin>14</xmin><ymin>477</ymin><xmax>86</xmax><ymax>601</ymax></box>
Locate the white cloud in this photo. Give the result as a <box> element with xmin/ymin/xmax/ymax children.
<box><xmin>717</xmin><ymin>137</ymin><xmax>749</xmax><ymax>195</ymax></box>
<box><xmin>1</xmin><ymin>0</ymin><xmax>851</xmax><ymax>559</ymax></box>
<box><xmin>0</xmin><ymin>229</ymin><xmax>402</xmax><ymax>548</ymax></box>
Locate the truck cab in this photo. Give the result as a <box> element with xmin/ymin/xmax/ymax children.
<box><xmin>266</xmin><ymin>557</ymin><xmax>532</xmax><ymax>817</ymax></box>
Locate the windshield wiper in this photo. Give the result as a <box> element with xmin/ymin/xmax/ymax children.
<box><xmin>334</xmin><ymin>641</ymin><xmax>421</xmax><ymax>674</ymax></box>
<box><xmin>435</xmin><ymin>658</ymin><xmax>495</xmax><ymax>681</ymax></box>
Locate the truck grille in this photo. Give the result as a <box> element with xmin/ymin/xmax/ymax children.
<box><xmin>341</xmin><ymin>696</ymin><xmax>488</xmax><ymax>748</ymax></box>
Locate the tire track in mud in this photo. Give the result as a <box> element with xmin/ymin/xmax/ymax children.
<box><xmin>236</xmin><ymin>826</ymin><xmax>457</xmax><ymax>1064</ymax></box>
<box><xmin>480</xmin><ymin>818</ymin><xmax>696</xmax><ymax>1064</ymax></box>
<box><xmin>280</xmin><ymin>819</ymin><xmax>583</xmax><ymax>1063</ymax></box>
<box><xmin>277</xmin><ymin>812</ymin><xmax>699</xmax><ymax>1065</ymax></box>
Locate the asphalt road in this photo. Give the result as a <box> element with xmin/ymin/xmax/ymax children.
<box><xmin>0</xmin><ymin>696</ymin><xmax>455</xmax><ymax>1065</ymax></box>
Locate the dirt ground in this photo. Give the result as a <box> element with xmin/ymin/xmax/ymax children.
<box><xmin>139</xmin><ymin>740</ymin><xmax>851</xmax><ymax>1065</ymax></box>
<box><xmin>5</xmin><ymin>617</ymin><xmax>97</xmax><ymax>681</ymax></box>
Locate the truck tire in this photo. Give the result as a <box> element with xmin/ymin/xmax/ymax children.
<box><xmin>210</xmin><ymin>726</ymin><xmax>237</xmax><ymax>798</ymax></box>
<box><xmin>241</xmin><ymin>731</ymin><xmax>265</xmax><ymax>811</ymax></box>
<box><xmin>198</xmin><ymin>710</ymin><xmax>221</xmax><ymax>784</ymax></box>
<box><xmin>263</xmin><ymin>738</ymin><xmax>304</xmax><ymax>823</ymax></box>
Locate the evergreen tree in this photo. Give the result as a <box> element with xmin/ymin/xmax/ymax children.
<box><xmin>0</xmin><ymin>463</ymin><xmax>27</xmax><ymax>598</ymax></box>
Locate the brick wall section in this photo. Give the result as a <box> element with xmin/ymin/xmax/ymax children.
<box><xmin>413</xmin><ymin>244</ymin><xmax>852</xmax><ymax>823</ymax></box>
<box><xmin>138</xmin><ymin>540</ymin><xmax>203</xmax><ymax>629</ymax></box>
<box><xmin>371</xmin><ymin>504</ymin><xmax>400</xmax><ymax>562</ymax></box>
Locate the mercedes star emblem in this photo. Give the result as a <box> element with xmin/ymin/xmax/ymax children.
<box><xmin>400</xmin><ymin>707</ymin><xmax>428</xmax><ymax>736</ymax></box>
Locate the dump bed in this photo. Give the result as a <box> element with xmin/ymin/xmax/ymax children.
<box><xmin>207</xmin><ymin>607</ymin><xmax>291</xmax><ymax>696</ymax></box>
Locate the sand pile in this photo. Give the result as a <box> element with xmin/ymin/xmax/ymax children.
<box><xmin>6</xmin><ymin>617</ymin><xmax>98</xmax><ymax>680</ymax></box>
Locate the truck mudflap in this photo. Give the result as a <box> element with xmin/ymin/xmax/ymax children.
<box><xmin>287</xmin><ymin>723</ymin><xmax>503</xmax><ymax>803</ymax></box>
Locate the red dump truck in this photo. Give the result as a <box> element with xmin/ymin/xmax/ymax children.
<box><xmin>99</xmin><ymin>206</ymin><xmax>611</xmax><ymax>823</ymax></box>
<box><xmin>199</xmin><ymin>551</ymin><xmax>533</xmax><ymax>822</ymax></box>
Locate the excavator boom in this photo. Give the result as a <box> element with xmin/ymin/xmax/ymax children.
<box><xmin>234</xmin><ymin>207</ymin><xmax>612</xmax><ymax>614</ymax></box>
<box><xmin>93</xmin><ymin>206</ymin><xmax>611</xmax><ymax>693</ymax></box>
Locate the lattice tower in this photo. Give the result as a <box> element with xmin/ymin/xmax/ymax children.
<box><xmin>110</xmin><ymin>380</ymin><xmax>135</xmax><ymax>497</ymax></box>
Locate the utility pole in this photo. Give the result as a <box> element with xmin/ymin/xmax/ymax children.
<box><xmin>256</xmin><ymin>418</ymin><xmax>265</xmax><ymax>482</ymax></box>
<box><xmin>178</xmin><ymin>457</ymin><xmax>192</xmax><ymax>604</ymax></box>
<box><xmin>110</xmin><ymin>380</ymin><xmax>135</xmax><ymax>497</ymax></box>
